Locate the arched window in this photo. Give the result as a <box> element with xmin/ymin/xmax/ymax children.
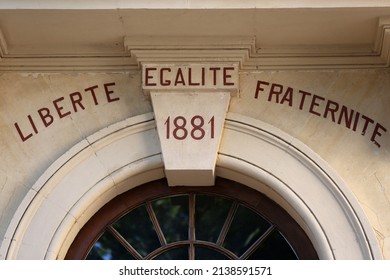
<box><xmin>65</xmin><ymin>178</ymin><xmax>317</xmax><ymax>260</ymax></box>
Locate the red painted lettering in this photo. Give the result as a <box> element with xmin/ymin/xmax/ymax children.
<box><xmin>28</xmin><ymin>114</ymin><xmax>38</xmax><ymax>134</ymax></box>
<box><xmin>323</xmin><ymin>99</ymin><xmax>339</xmax><ymax>122</ymax></box>
<box><xmin>53</xmin><ymin>97</ymin><xmax>71</xmax><ymax>119</ymax></box>
<box><xmin>172</xmin><ymin>116</ymin><xmax>187</xmax><ymax>140</ymax></box>
<box><xmin>160</xmin><ymin>68</ymin><xmax>171</xmax><ymax>86</ymax></box>
<box><xmin>165</xmin><ymin>115</ymin><xmax>215</xmax><ymax>140</ymax></box>
<box><xmin>269</xmin><ymin>83</ymin><xmax>283</xmax><ymax>103</ymax></box>
<box><xmin>15</xmin><ymin>81</ymin><xmax>120</xmax><ymax>143</ymax></box>
<box><xmin>209</xmin><ymin>67</ymin><xmax>221</xmax><ymax>86</ymax></box>
<box><xmin>309</xmin><ymin>94</ymin><xmax>325</xmax><ymax>116</ymax></box>
<box><xmin>145</xmin><ymin>67</ymin><xmax>157</xmax><ymax>86</ymax></box>
<box><xmin>352</xmin><ymin>112</ymin><xmax>360</xmax><ymax>132</ymax></box>
<box><xmin>104</xmin><ymin>82</ymin><xmax>119</xmax><ymax>102</ymax></box>
<box><xmin>201</xmin><ymin>67</ymin><xmax>205</xmax><ymax>85</ymax></box>
<box><xmin>190</xmin><ymin>115</ymin><xmax>206</xmax><ymax>140</ymax></box>
<box><xmin>14</xmin><ymin>122</ymin><xmax>33</xmax><ymax>142</ymax></box>
<box><xmin>298</xmin><ymin>90</ymin><xmax>312</xmax><ymax>110</ymax></box>
<box><xmin>223</xmin><ymin>67</ymin><xmax>235</xmax><ymax>86</ymax></box>
<box><xmin>280</xmin><ymin>87</ymin><xmax>293</xmax><ymax>107</ymax></box>
<box><xmin>371</xmin><ymin>123</ymin><xmax>387</xmax><ymax>148</ymax></box>
<box><xmin>361</xmin><ymin>115</ymin><xmax>374</xmax><ymax>136</ymax></box>
<box><xmin>69</xmin><ymin>92</ymin><xmax>85</xmax><ymax>112</ymax></box>
<box><xmin>38</xmin><ymin>108</ymin><xmax>54</xmax><ymax>127</ymax></box>
<box><xmin>85</xmin><ymin>86</ymin><xmax>99</xmax><ymax>105</ymax></box>
<box><xmin>253</xmin><ymin>79</ymin><xmax>387</xmax><ymax>148</ymax></box>
<box><xmin>337</xmin><ymin>106</ymin><xmax>355</xmax><ymax>129</ymax></box>
<box><xmin>188</xmin><ymin>68</ymin><xmax>200</xmax><ymax>86</ymax></box>
<box><xmin>174</xmin><ymin>69</ymin><xmax>185</xmax><ymax>86</ymax></box>
<box><xmin>254</xmin><ymin>81</ymin><xmax>270</xmax><ymax>99</ymax></box>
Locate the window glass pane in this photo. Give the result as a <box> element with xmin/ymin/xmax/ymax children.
<box><xmin>112</xmin><ymin>204</ymin><xmax>160</xmax><ymax>257</ymax></box>
<box><xmin>152</xmin><ymin>195</ymin><xmax>189</xmax><ymax>243</ymax></box>
<box><xmin>195</xmin><ymin>245</ymin><xmax>231</xmax><ymax>260</ymax></box>
<box><xmin>247</xmin><ymin>231</ymin><xmax>298</xmax><ymax>260</ymax></box>
<box><xmin>195</xmin><ymin>195</ymin><xmax>233</xmax><ymax>242</ymax></box>
<box><xmin>153</xmin><ymin>246</ymin><xmax>189</xmax><ymax>260</ymax></box>
<box><xmin>223</xmin><ymin>205</ymin><xmax>271</xmax><ymax>257</ymax></box>
<box><xmin>86</xmin><ymin>230</ymin><xmax>135</xmax><ymax>260</ymax></box>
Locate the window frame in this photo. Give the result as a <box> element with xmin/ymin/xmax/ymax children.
<box><xmin>65</xmin><ymin>178</ymin><xmax>318</xmax><ymax>260</ymax></box>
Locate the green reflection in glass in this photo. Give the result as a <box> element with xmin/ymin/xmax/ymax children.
<box><xmin>195</xmin><ymin>195</ymin><xmax>232</xmax><ymax>242</ymax></box>
<box><xmin>86</xmin><ymin>230</ymin><xmax>135</xmax><ymax>260</ymax></box>
<box><xmin>248</xmin><ymin>231</ymin><xmax>298</xmax><ymax>260</ymax></box>
<box><xmin>152</xmin><ymin>195</ymin><xmax>189</xmax><ymax>243</ymax></box>
<box><xmin>195</xmin><ymin>245</ymin><xmax>231</xmax><ymax>260</ymax></box>
<box><xmin>223</xmin><ymin>205</ymin><xmax>271</xmax><ymax>257</ymax></box>
<box><xmin>112</xmin><ymin>204</ymin><xmax>160</xmax><ymax>257</ymax></box>
<box><xmin>153</xmin><ymin>246</ymin><xmax>189</xmax><ymax>260</ymax></box>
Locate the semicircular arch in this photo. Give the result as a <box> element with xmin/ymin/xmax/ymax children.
<box><xmin>0</xmin><ymin>112</ymin><xmax>381</xmax><ymax>260</ymax></box>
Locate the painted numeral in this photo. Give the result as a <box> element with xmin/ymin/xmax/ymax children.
<box><xmin>164</xmin><ymin>115</ymin><xmax>215</xmax><ymax>140</ymax></box>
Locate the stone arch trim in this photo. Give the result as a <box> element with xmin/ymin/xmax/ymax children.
<box><xmin>0</xmin><ymin>113</ymin><xmax>165</xmax><ymax>260</ymax></box>
<box><xmin>0</xmin><ymin>112</ymin><xmax>382</xmax><ymax>259</ymax></box>
<box><xmin>218</xmin><ymin>113</ymin><xmax>382</xmax><ymax>259</ymax></box>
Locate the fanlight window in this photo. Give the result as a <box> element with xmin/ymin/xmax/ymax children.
<box><xmin>66</xmin><ymin>178</ymin><xmax>317</xmax><ymax>260</ymax></box>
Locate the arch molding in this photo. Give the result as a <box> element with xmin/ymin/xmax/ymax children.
<box><xmin>0</xmin><ymin>112</ymin><xmax>381</xmax><ymax>259</ymax></box>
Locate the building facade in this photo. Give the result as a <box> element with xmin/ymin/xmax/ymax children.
<box><xmin>0</xmin><ymin>1</ymin><xmax>389</xmax><ymax>260</ymax></box>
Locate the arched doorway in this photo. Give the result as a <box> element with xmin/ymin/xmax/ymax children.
<box><xmin>65</xmin><ymin>178</ymin><xmax>317</xmax><ymax>260</ymax></box>
<box><xmin>0</xmin><ymin>113</ymin><xmax>381</xmax><ymax>260</ymax></box>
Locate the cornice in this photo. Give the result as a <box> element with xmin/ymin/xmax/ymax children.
<box><xmin>125</xmin><ymin>19</ymin><xmax>390</xmax><ymax>70</ymax></box>
<box><xmin>247</xmin><ymin>18</ymin><xmax>390</xmax><ymax>70</ymax></box>
<box><xmin>0</xmin><ymin>54</ymin><xmax>137</xmax><ymax>72</ymax></box>
<box><xmin>1</xmin><ymin>0</ymin><xmax>390</xmax><ymax>10</ymax></box>
<box><xmin>125</xmin><ymin>36</ymin><xmax>255</xmax><ymax>68</ymax></box>
<box><xmin>0</xmin><ymin>28</ymin><xmax>8</xmax><ymax>57</ymax></box>
<box><xmin>0</xmin><ymin>27</ymin><xmax>135</xmax><ymax>72</ymax></box>
<box><xmin>0</xmin><ymin>18</ymin><xmax>389</xmax><ymax>72</ymax></box>
<box><xmin>376</xmin><ymin>17</ymin><xmax>390</xmax><ymax>66</ymax></box>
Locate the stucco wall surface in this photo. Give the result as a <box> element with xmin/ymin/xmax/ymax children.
<box><xmin>232</xmin><ymin>69</ymin><xmax>390</xmax><ymax>258</ymax></box>
<box><xmin>0</xmin><ymin>71</ymin><xmax>151</xmax><ymax>245</ymax></box>
<box><xmin>0</xmin><ymin>69</ymin><xmax>389</xmax><ymax>258</ymax></box>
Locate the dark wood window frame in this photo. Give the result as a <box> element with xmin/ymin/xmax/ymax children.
<box><xmin>65</xmin><ymin>177</ymin><xmax>318</xmax><ymax>260</ymax></box>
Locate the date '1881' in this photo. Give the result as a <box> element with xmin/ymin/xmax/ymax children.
<box><xmin>164</xmin><ymin>115</ymin><xmax>215</xmax><ymax>140</ymax></box>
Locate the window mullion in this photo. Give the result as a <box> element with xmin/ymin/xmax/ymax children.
<box><xmin>189</xmin><ymin>193</ymin><xmax>195</xmax><ymax>260</ymax></box>
<box><xmin>107</xmin><ymin>225</ymin><xmax>143</xmax><ymax>260</ymax></box>
<box><xmin>239</xmin><ymin>225</ymin><xmax>276</xmax><ymax>260</ymax></box>
<box><xmin>146</xmin><ymin>201</ymin><xmax>167</xmax><ymax>246</ymax></box>
<box><xmin>216</xmin><ymin>201</ymin><xmax>238</xmax><ymax>246</ymax></box>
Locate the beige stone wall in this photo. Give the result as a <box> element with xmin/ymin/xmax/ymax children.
<box><xmin>0</xmin><ymin>71</ymin><xmax>151</xmax><ymax>243</ymax></box>
<box><xmin>232</xmin><ymin>69</ymin><xmax>390</xmax><ymax>258</ymax></box>
<box><xmin>0</xmin><ymin>69</ymin><xmax>389</xmax><ymax>258</ymax></box>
